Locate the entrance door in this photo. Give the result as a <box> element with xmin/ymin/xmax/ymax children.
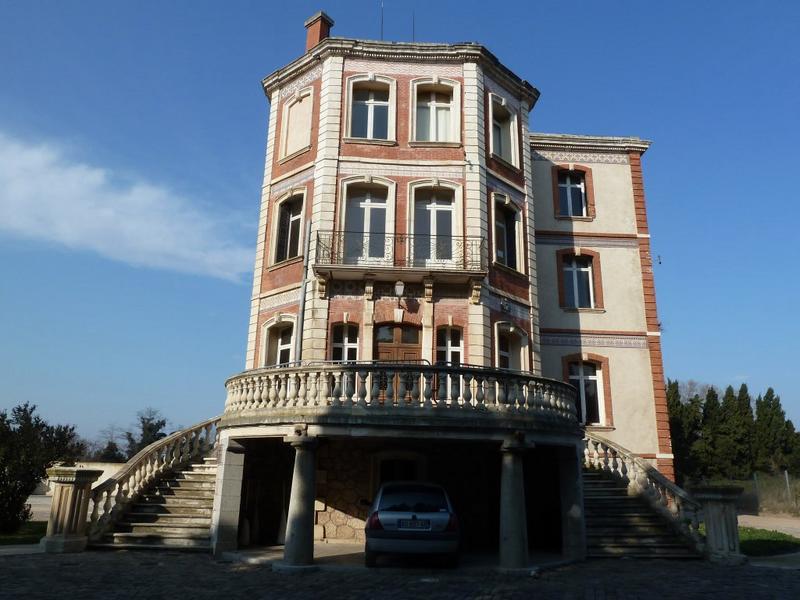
<box><xmin>375</xmin><ymin>324</ymin><xmax>422</xmax><ymax>362</ymax></box>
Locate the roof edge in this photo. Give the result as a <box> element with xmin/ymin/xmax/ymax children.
<box><xmin>262</xmin><ymin>37</ymin><xmax>539</xmax><ymax>106</ymax></box>
<box><xmin>530</xmin><ymin>132</ymin><xmax>652</xmax><ymax>154</ymax></box>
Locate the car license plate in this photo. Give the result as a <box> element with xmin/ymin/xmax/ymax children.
<box><xmin>399</xmin><ymin>519</ymin><xmax>430</xmax><ymax>529</ymax></box>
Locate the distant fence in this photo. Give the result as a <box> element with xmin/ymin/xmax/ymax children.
<box><xmin>699</xmin><ymin>471</ymin><xmax>800</xmax><ymax>516</ymax></box>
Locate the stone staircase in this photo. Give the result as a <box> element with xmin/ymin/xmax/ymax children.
<box><xmin>92</xmin><ymin>456</ymin><xmax>218</xmax><ymax>551</ymax></box>
<box><xmin>583</xmin><ymin>469</ymin><xmax>700</xmax><ymax>558</ymax></box>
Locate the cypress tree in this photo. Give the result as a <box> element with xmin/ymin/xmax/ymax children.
<box><xmin>754</xmin><ymin>388</ymin><xmax>788</xmax><ymax>473</ymax></box>
<box><xmin>697</xmin><ymin>387</ymin><xmax>722</xmax><ymax>479</ymax></box>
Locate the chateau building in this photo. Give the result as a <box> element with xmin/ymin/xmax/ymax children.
<box><xmin>209</xmin><ymin>12</ymin><xmax>674</xmax><ymax>567</ymax></box>
<box><xmin>83</xmin><ymin>13</ymin><xmax>685</xmax><ymax>567</ymax></box>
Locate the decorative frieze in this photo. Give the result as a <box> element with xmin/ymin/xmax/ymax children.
<box><xmin>271</xmin><ymin>167</ymin><xmax>315</xmax><ymax>197</ymax></box>
<box><xmin>541</xmin><ymin>332</ymin><xmax>648</xmax><ymax>349</ymax></box>
<box><xmin>343</xmin><ymin>59</ymin><xmax>462</xmax><ymax>78</ymax></box>
<box><xmin>484</xmin><ymin>290</ymin><xmax>529</xmax><ymax>319</ymax></box>
<box><xmin>278</xmin><ymin>64</ymin><xmax>323</xmax><ymax>101</ymax></box>
<box><xmin>535</xmin><ymin>234</ymin><xmax>639</xmax><ymax>249</ymax></box>
<box><xmin>260</xmin><ymin>288</ymin><xmax>301</xmax><ymax>312</ymax></box>
<box><xmin>532</xmin><ymin>150</ymin><xmax>629</xmax><ymax>165</ymax></box>
<box><xmin>338</xmin><ymin>160</ymin><xmax>463</xmax><ymax>180</ymax></box>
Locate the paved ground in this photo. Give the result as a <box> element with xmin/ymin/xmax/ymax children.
<box><xmin>739</xmin><ymin>514</ymin><xmax>800</xmax><ymax>538</ymax></box>
<box><xmin>2</xmin><ymin>550</ymin><xmax>799</xmax><ymax>600</ymax></box>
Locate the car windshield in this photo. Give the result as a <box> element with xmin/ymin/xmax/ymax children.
<box><xmin>378</xmin><ymin>484</ymin><xmax>448</xmax><ymax>512</ymax></box>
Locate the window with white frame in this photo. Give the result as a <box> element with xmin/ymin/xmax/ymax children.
<box><xmin>563</xmin><ymin>256</ymin><xmax>594</xmax><ymax>308</ymax></box>
<box><xmin>568</xmin><ymin>360</ymin><xmax>603</xmax><ymax>424</ymax></box>
<box><xmin>332</xmin><ymin>324</ymin><xmax>359</xmax><ymax>361</ymax></box>
<box><xmin>275</xmin><ymin>195</ymin><xmax>303</xmax><ymax>263</ymax></box>
<box><xmin>495</xmin><ymin>324</ymin><xmax>526</xmax><ymax>371</ymax></box>
<box><xmin>350</xmin><ymin>83</ymin><xmax>390</xmax><ymax>140</ymax></box>
<box><xmin>558</xmin><ymin>171</ymin><xmax>587</xmax><ymax>217</ymax></box>
<box><xmin>435</xmin><ymin>327</ymin><xmax>462</xmax><ymax>364</ymax></box>
<box><xmin>490</xmin><ymin>96</ymin><xmax>517</xmax><ymax>166</ymax></box>
<box><xmin>280</xmin><ymin>88</ymin><xmax>313</xmax><ymax>159</ymax></box>
<box><xmin>343</xmin><ymin>184</ymin><xmax>388</xmax><ymax>262</ymax></box>
<box><xmin>493</xmin><ymin>194</ymin><xmax>521</xmax><ymax>271</ymax></box>
<box><xmin>415</xmin><ymin>86</ymin><xmax>452</xmax><ymax>142</ymax></box>
<box><xmin>265</xmin><ymin>323</ymin><xmax>293</xmax><ymax>366</ymax></box>
<box><xmin>413</xmin><ymin>187</ymin><xmax>454</xmax><ymax>263</ymax></box>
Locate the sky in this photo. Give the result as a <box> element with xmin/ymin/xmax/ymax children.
<box><xmin>0</xmin><ymin>0</ymin><xmax>798</xmax><ymax>441</ymax></box>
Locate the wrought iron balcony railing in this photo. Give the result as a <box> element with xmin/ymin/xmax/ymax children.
<box><xmin>315</xmin><ymin>231</ymin><xmax>487</xmax><ymax>272</ymax></box>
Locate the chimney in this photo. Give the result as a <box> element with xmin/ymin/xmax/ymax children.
<box><xmin>304</xmin><ymin>11</ymin><xmax>334</xmax><ymax>52</ymax></box>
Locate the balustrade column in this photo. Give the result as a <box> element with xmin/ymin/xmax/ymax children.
<box><xmin>281</xmin><ymin>434</ymin><xmax>318</xmax><ymax>569</ymax></box>
<box><xmin>498</xmin><ymin>442</ymin><xmax>528</xmax><ymax>570</ymax></box>
<box><xmin>690</xmin><ymin>485</ymin><xmax>746</xmax><ymax>564</ymax></box>
<box><xmin>41</xmin><ymin>467</ymin><xmax>104</xmax><ymax>553</ymax></box>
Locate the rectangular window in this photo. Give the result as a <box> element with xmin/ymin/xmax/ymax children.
<box><xmin>413</xmin><ymin>188</ymin><xmax>454</xmax><ymax>264</ymax></box>
<box><xmin>416</xmin><ymin>88</ymin><xmax>452</xmax><ymax>142</ymax></box>
<box><xmin>558</xmin><ymin>171</ymin><xmax>587</xmax><ymax>217</ymax></box>
<box><xmin>494</xmin><ymin>200</ymin><xmax>518</xmax><ymax>270</ymax></box>
<box><xmin>568</xmin><ymin>361</ymin><xmax>602</xmax><ymax>424</ymax></box>
<box><xmin>563</xmin><ymin>256</ymin><xmax>594</xmax><ymax>308</ymax></box>
<box><xmin>281</xmin><ymin>89</ymin><xmax>313</xmax><ymax>159</ymax></box>
<box><xmin>332</xmin><ymin>324</ymin><xmax>358</xmax><ymax>362</ymax></box>
<box><xmin>491</xmin><ymin>97</ymin><xmax>516</xmax><ymax>166</ymax></box>
<box><xmin>275</xmin><ymin>197</ymin><xmax>303</xmax><ymax>263</ymax></box>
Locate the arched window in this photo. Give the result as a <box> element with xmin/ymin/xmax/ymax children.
<box><xmin>261</xmin><ymin>318</ymin><xmax>295</xmax><ymax>367</ymax></box>
<box><xmin>492</xmin><ymin>192</ymin><xmax>524</xmax><ymax>272</ymax></box>
<box><xmin>493</xmin><ymin>322</ymin><xmax>528</xmax><ymax>371</ymax></box>
<box><xmin>331</xmin><ymin>324</ymin><xmax>359</xmax><ymax>361</ymax></box>
<box><xmin>410</xmin><ymin>78</ymin><xmax>461</xmax><ymax>143</ymax></box>
<box><xmin>412</xmin><ymin>185</ymin><xmax>455</xmax><ymax>265</ymax></box>
<box><xmin>346</xmin><ymin>75</ymin><xmax>397</xmax><ymax>142</ymax></box>
<box><xmin>343</xmin><ymin>182</ymin><xmax>389</xmax><ymax>263</ymax></box>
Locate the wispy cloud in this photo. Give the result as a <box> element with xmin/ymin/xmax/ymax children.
<box><xmin>0</xmin><ymin>132</ymin><xmax>253</xmax><ymax>281</ymax></box>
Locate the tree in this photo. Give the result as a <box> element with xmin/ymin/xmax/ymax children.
<box><xmin>694</xmin><ymin>387</ymin><xmax>722</xmax><ymax>479</ymax></box>
<box><xmin>97</xmin><ymin>440</ymin><xmax>126</xmax><ymax>462</ymax></box>
<box><xmin>754</xmin><ymin>389</ymin><xmax>790</xmax><ymax>473</ymax></box>
<box><xmin>0</xmin><ymin>403</ymin><xmax>84</xmax><ymax>533</ymax></box>
<box><xmin>124</xmin><ymin>408</ymin><xmax>167</xmax><ymax>459</ymax></box>
<box><xmin>716</xmin><ymin>385</ymin><xmax>754</xmax><ymax>479</ymax></box>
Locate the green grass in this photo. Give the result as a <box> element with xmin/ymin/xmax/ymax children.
<box><xmin>0</xmin><ymin>521</ymin><xmax>47</xmax><ymax>546</ymax></box>
<box><xmin>739</xmin><ymin>526</ymin><xmax>800</xmax><ymax>557</ymax></box>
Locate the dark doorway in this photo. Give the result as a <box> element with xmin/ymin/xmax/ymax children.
<box><xmin>379</xmin><ymin>458</ymin><xmax>420</xmax><ymax>483</ymax></box>
<box><xmin>524</xmin><ymin>446</ymin><xmax>562</xmax><ymax>553</ymax></box>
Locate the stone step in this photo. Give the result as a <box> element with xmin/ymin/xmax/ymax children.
<box><xmin>100</xmin><ymin>532</ymin><xmax>211</xmax><ymax>550</ymax></box>
<box><xmin>155</xmin><ymin>486</ymin><xmax>215</xmax><ymax>498</ymax></box>
<box><xmin>586</xmin><ymin>526</ymin><xmax>675</xmax><ymax>536</ymax></box>
<box><xmin>132</xmin><ymin>503</ymin><xmax>212</xmax><ymax>516</ymax></box>
<box><xmin>160</xmin><ymin>479</ymin><xmax>216</xmax><ymax>490</ymax></box>
<box><xmin>176</xmin><ymin>471</ymin><xmax>217</xmax><ymax>480</ymax></box>
<box><xmin>124</xmin><ymin>513</ymin><xmax>211</xmax><ymax>525</ymax></box>
<box><xmin>139</xmin><ymin>495</ymin><xmax>213</xmax><ymax>507</ymax></box>
<box><xmin>115</xmin><ymin>522</ymin><xmax>211</xmax><ymax>535</ymax></box>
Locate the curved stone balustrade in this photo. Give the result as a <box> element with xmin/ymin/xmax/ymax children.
<box><xmin>222</xmin><ymin>361</ymin><xmax>578</xmax><ymax>434</ymax></box>
<box><xmin>583</xmin><ymin>432</ymin><xmax>704</xmax><ymax>552</ymax></box>
<box><xmin>88</xmin><ymin>416</ymin><xmax>220</xmax><ymax>541</ymax></box>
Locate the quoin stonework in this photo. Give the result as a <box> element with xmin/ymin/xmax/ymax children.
<box><xmin>79</xmin><ymin>12</ymin><xmax>717</xmax><ymax>568</ymax></box>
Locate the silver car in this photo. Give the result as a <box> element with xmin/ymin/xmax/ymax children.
<box><xmin>364</xmin><ymin>482</ymin><xmax>460</xmax><ymax>567</ymax></box>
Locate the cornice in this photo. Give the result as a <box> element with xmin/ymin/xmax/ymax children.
<box><xmin>529</xmin><ymin>132</ymin><xmax>652</xmax><ymax>154</ymax></box>
<box><xmin>262</xmin><ymin>38</ymin><xmax>539</xmax><ymax>106</ymax></box>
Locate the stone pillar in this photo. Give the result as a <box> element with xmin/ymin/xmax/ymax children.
<box><xmin>211</xmin><ymin>438</ymin><xmax>245</xmax><ymax>557</ymax></box>
<box><xmin>498</xmin><ymin>443</ymin><xmax>528</xmax><ymax>570</ymax></box>
<box><xmin>41</xmin><ymin>467</ymin><xmax>103</xmax><ymax>553</ymax></box>
<box><xmin>559</xmin><ymin>445</ymin><xmax>587</xmax><ymax>560</ymax></box>
<box><xmin>691</xmin><ymin>486</ymin><xmax>746</xmax><ymax>564</ymax></box>
<box><xmin>282</xmin><ymin>435</ymin><xmax>318</xmax><ymax>569</ymax></box>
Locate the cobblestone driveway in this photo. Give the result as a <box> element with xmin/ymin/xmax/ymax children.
<box><xmin>1</xmin><ymin>551</ymin><xmax>797</xmax><ymax>599</ymax></box>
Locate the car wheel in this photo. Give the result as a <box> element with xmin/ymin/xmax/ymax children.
<box><xmin>365</xmin><ymin>549</ymin><xmax>377</xmax><ymax>567</ymax></box>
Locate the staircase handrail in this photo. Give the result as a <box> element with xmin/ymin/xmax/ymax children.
<box><xmin>87</xmin><ymin>415</ymin><xmax>221</xmax><ymax>541</ymax></box>
<box><xmin>583</xmin><ymin>431</ymin><xmax>704</xmax><ymax>551</ymax></box>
